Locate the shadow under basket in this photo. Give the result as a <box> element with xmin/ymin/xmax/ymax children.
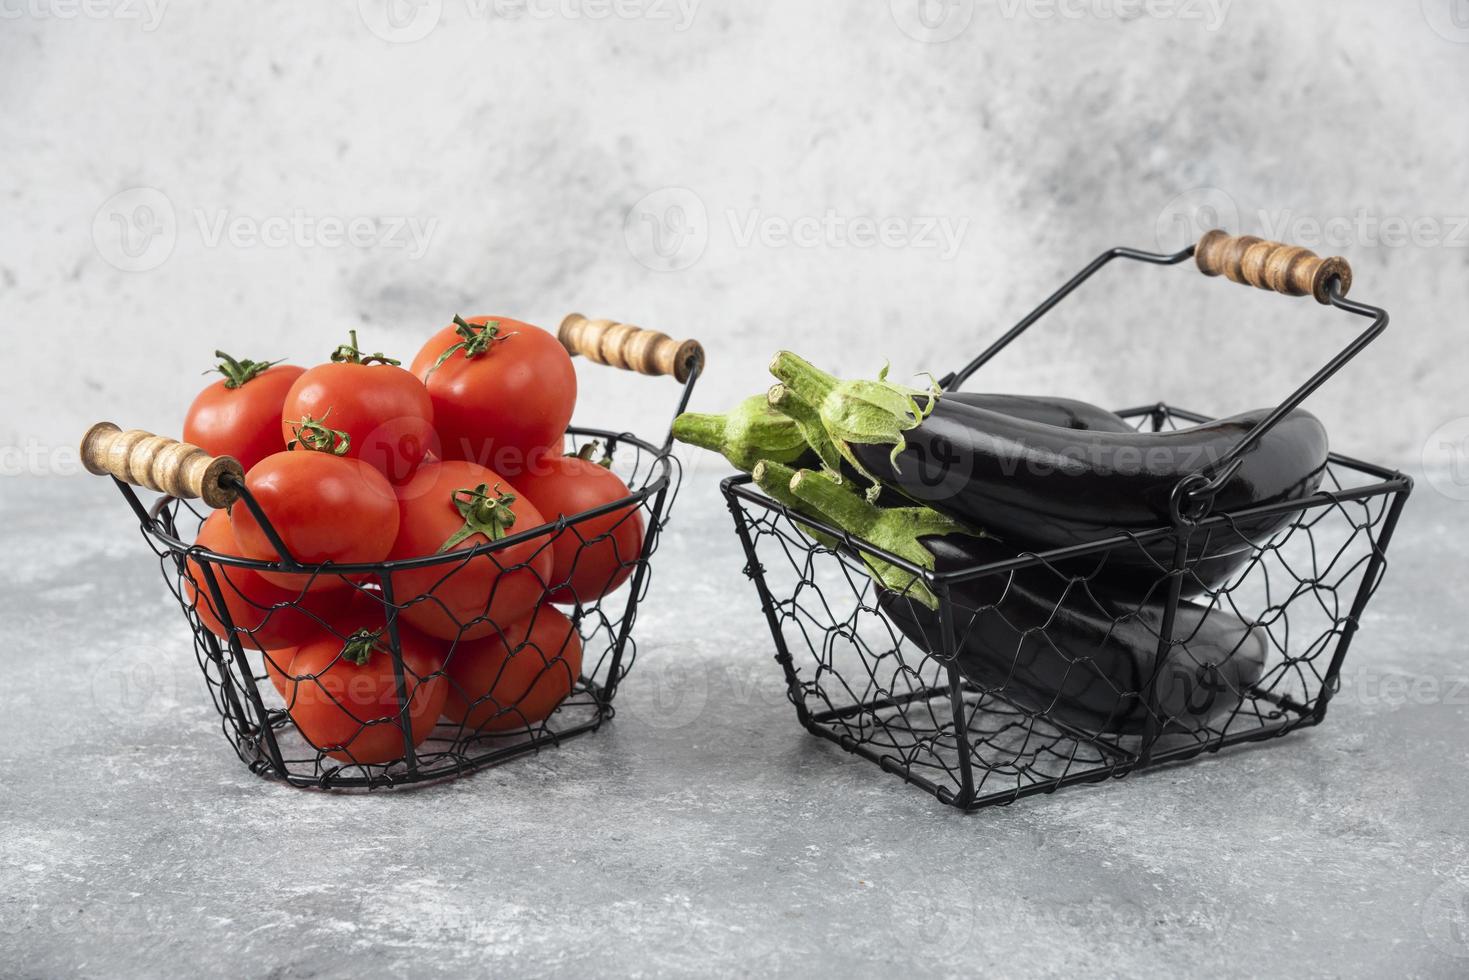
<box><xmin>720</xmin><ymin>231</ymin><xmax>1412</xmax><ymax>811</ymax></box>
<box><xmin>85</xmin><ymin>315</ymin><xmax>702</xmax><ymax>789</ymax></box>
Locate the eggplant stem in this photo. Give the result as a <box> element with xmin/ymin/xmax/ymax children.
<box><xmin>766</xmin><ymin>384</ymin><xmax>841</xmax><ymax>475</ymax></box>
<box><xmin>669</xmin><ymin>411</ymin><xmax>729</xmax><ymax>454</ymax></box>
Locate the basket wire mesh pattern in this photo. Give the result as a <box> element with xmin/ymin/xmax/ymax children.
<box><xmin>720</xmin><ymin>240</ymin><xmax>1412</xmax><ymax>811</ymax></box>
<box><xmin>106</xmin><ymin>338</ymin><xmax>699</xmax><ymax>789</ymax></box>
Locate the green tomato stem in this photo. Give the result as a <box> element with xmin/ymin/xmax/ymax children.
<box><xmin>438</xmin><ymin>483</ymin><xmax>518</xmax><ymax>553</ymax></box>
<box><xmin>208</xmin><ymin>350</ymin><xmax>281</xmax><ymax>389</ymax></box>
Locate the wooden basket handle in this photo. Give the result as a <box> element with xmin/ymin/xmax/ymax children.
<box><xmin>1195</xmin><ymin>229</ymin><xmax>1353</xmax><ymax>304</ymax></box>
<box><xmin>80</xmin><ymin>422</ymin><xmax>242</xmax><ymax>508</ymax></box>
<box><xmin>558</xmin><ymin>314</ymin><xmax>704</xmax><ymax>383</ymax></box>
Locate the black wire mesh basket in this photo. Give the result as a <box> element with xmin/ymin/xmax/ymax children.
<box><xmin>721</xmin><ymin>232</ymin><xmax>1412</xmax><ymax>811</ymax></box>
<box><xmin>83</xmin><ymin>315</ymin><xmax>702</xmax><ymax>789</ymax></box>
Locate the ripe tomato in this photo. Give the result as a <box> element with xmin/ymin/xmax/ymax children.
<box><xmin>515</xmin><ymin>447</ymin><xmax>645</xmax><ymax>605</ymax></box>
<box><xmin>264</xmin><ymin>646</ymin><xmax>296</xmax><ymax>701</ymax></box>
<box><xmin>409</xmin><ymin>316</ymin><xmax>576</xmax><ymax>479</ymax></box>
<box><xmin>280</xmin><ymin>331</ymin><xmax>436</xmax><ymax>483</ymax></box>
<box><xmin>184</xmin><ymin>353</ymin><xmax>303</xmax><ymax>472</ymax></box>
<box><xmin>230</xmin><ymin>449</ymin><xmax>399</xmax><ymax>592</ymax></box>
<box><xmin>262</xmin><ymin>588</ymin><xmax>391</xmax><ymax>702</ymax></box>
<box><xmin>389</xmin><ymin>460</ymin><xmax>554</xmax><ymax>641</ymax></box>
<box><xmin>443</xmin><ymin>605</ymin><xmax>583</xmax><ymax>733</ymax></box>
<box><xmin>278</xmin><ymin>622</ymin><xmax>448</xmax><ymax>764</ymax></box>
<box><xmin>187</xmin><ymin>510</ymin><xmax>376</xmax><ymax>647</ymax></box>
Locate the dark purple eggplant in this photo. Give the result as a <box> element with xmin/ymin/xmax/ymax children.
<box><xmin>769</xmin><ymin>352</ymin><xmax>1329</xmax><ymax>590</ymax></box>
<box><xmin>673</xmin><ymin>389</ymin><xmax>1133</xmax><ymax>475</ymax></box>
<box><xmin>764</xmin><ymin>464</ymin><xmax>1266</xmax><ymax>736</ymax></box>
<box><xmin>947</xmin><ymin>392</ymin><xmax>1137</xmax><ymax>434</ymax></box>
<box><xmin>877</xmin><ymin>534</ymin><xmax>1267</xmax><ymax>735</ymax></box>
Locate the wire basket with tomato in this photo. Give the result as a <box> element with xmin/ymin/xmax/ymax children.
<box><xmin>82</xmin><ymin>313</ymin><xmax>703</xmax><ymax>789</ymax></box>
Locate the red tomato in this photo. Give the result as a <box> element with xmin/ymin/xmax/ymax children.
<box><xmin>264</xmin><ymin>646</ymin><xmax>296</xmax><ymax>701</ymax></box>
<box><xmin>515</xmin><ymin>450</ymin><xmax>645</xmax><ymax>605</ymax></box>
<box><xmin>262</xmin><ymin>589</ymin><xmax>392</xmax><ymax>701</ymax></box>
<box><xmin>409</xmin><ymin>316</ymin><xmax>575</xmax><ymax>480</ymax></box>
<box><xmin>443</xmin><ymin>605</ymin><xmax>583</xmax><ymax>732</ymax></box>
<box><xmin>230</xmin><ymin>450</ymin><xmax>399</xmax><ymax>592</ymax></box>
<box><xmin>184</xmin><ymin>353</ymin><xmax>303</xmax><ymax>472</ymax></box>
<box><xmin>186</xmin><ymin>511</ymin><xmax>377</xmax><ymax>647</ymax></box>
<box><xmin>281</xmin><ymin>331</ymin><xmax>436</xmax><ymax>483</ymax></box>
<box><xmin>278</xmin><ymin>622</ymin><xmax>448</xmax><ymax>764</ymax></box>
<box><xmin>389</xmin><ymin>460</ymin><xmax>554</xmax><ymax>641</ymax></box>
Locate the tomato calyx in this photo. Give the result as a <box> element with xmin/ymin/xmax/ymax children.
<box><xmin>427</xmin><ymin>315</ymin><xmax>510</xmax><ymax>376</ymax></box>
<box><xmin>208</xmin><ymin>350</ymin><xmax>283</xmax><ymax>390</ymax></box>
<box><xmin>340</xmin><ymin>628</ymin><xmax>384</xmax><ymax>667</ymax></box>
<box><xmin>287</xmin><ymin>412</ymin><xmax>351</xmax><ymax>455</ymax></box>
<box><xmin>568</xmin><ymin>440</ymin><xmax>613</xmax><ymax>469</ymax></box>
<box><xmin>438</xmin><ymin>482</ymin><xmax>518</xmax><ymax>552</ymax></box>
<box><xmin>330</xmin><ymin>329</ymin><xmax>401</xmax><ymax>367</ymax></box>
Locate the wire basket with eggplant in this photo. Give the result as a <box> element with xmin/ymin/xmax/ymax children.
<box><xmin>695</xmin><ymin>230</ymin><xmax>1412</xmax><ymax>811</ymax></box>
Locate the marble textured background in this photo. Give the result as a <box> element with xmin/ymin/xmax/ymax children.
<box><xmin>2</xmin><ymin>0</ymin><xmax>1468</xmax><ymax>481</ymax></box>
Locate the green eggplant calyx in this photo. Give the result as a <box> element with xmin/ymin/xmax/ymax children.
<box><xmin>438</xmin><ymin>482</ymin><xmax>518</xmax><ymax>553</ymax></box>
<box><xmin>207</xmin><ymin>350</ymin><xmax>282</xmax><ymax>389</ymax></box>
<box><xmin>340</xmin><ymin>629</ymin><xmax>383</xmax><ymax>667</ymax></box>
<box><xmin>768</xmin><ymin>352</ymin><xmax>939</xmax><ymax>488</ymax></box>
<box><xmin>330</xmin><ymin>329</ymin><xmax>401</xmax><ymax>367</ymax></box>
<box><xmin>823</xmin><ymin>363</ymin><xmax>939</xmax><ymax>483</ymax></box>
<box><xmin>287</xmin><ymin>412</ymin><xmax>351</xmax><ymax>455</ymax></box>
<box><xmin>787</xmin><ymin>468</ymin><xmax>974</xmax><ymax>610</ymax></box>
<box><xmin>428</xmin><ymin>316</ymin><xmax>508</xmax><ymax>377</ymax></box>
<box><xmin>672</xmin><ymin>394</ymin><xmax>809</xmax><ymax>473</ymax></box>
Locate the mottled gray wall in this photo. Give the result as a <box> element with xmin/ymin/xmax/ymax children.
<box><xmin>4</xmin><ymin>0</ymin><xmax>1467</xmax><ymax>483</ymax></box>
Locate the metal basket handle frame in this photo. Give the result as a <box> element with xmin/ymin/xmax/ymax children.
<box><xmin>938</xmin><ymin>229</ymin><xmax>1389</xmax><ymax>527</ymax></box>
<box><xmin>82</xmin><ymin>314</ymin><xmax>703</xmax><ymax>784</ymax></box>
<box><xmin>936</xmin><ymin>230</ymin><xmax>1393</xmax><ymax>775</ymax></box>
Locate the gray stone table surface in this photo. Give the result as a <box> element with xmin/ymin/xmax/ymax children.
<box><xmin>1</xmin><ymin>471</ymin><xmax>1465</xmax><ymax>979</ymax></box>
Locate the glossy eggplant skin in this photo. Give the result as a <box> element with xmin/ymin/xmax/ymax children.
<box><xmin>854</xmin><ymin>400</ymin><xmax>1329</xmax><ymax>589</ymax></box>
<box><xmin>945</xmin><ymin>392</ymin><xmax>1136</xmax><ymax>434</ymax></box>
<box><xmin>877</xmin><ymin>534</ymin><xmax>1267</xmax><ymax>735</ymax></box>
